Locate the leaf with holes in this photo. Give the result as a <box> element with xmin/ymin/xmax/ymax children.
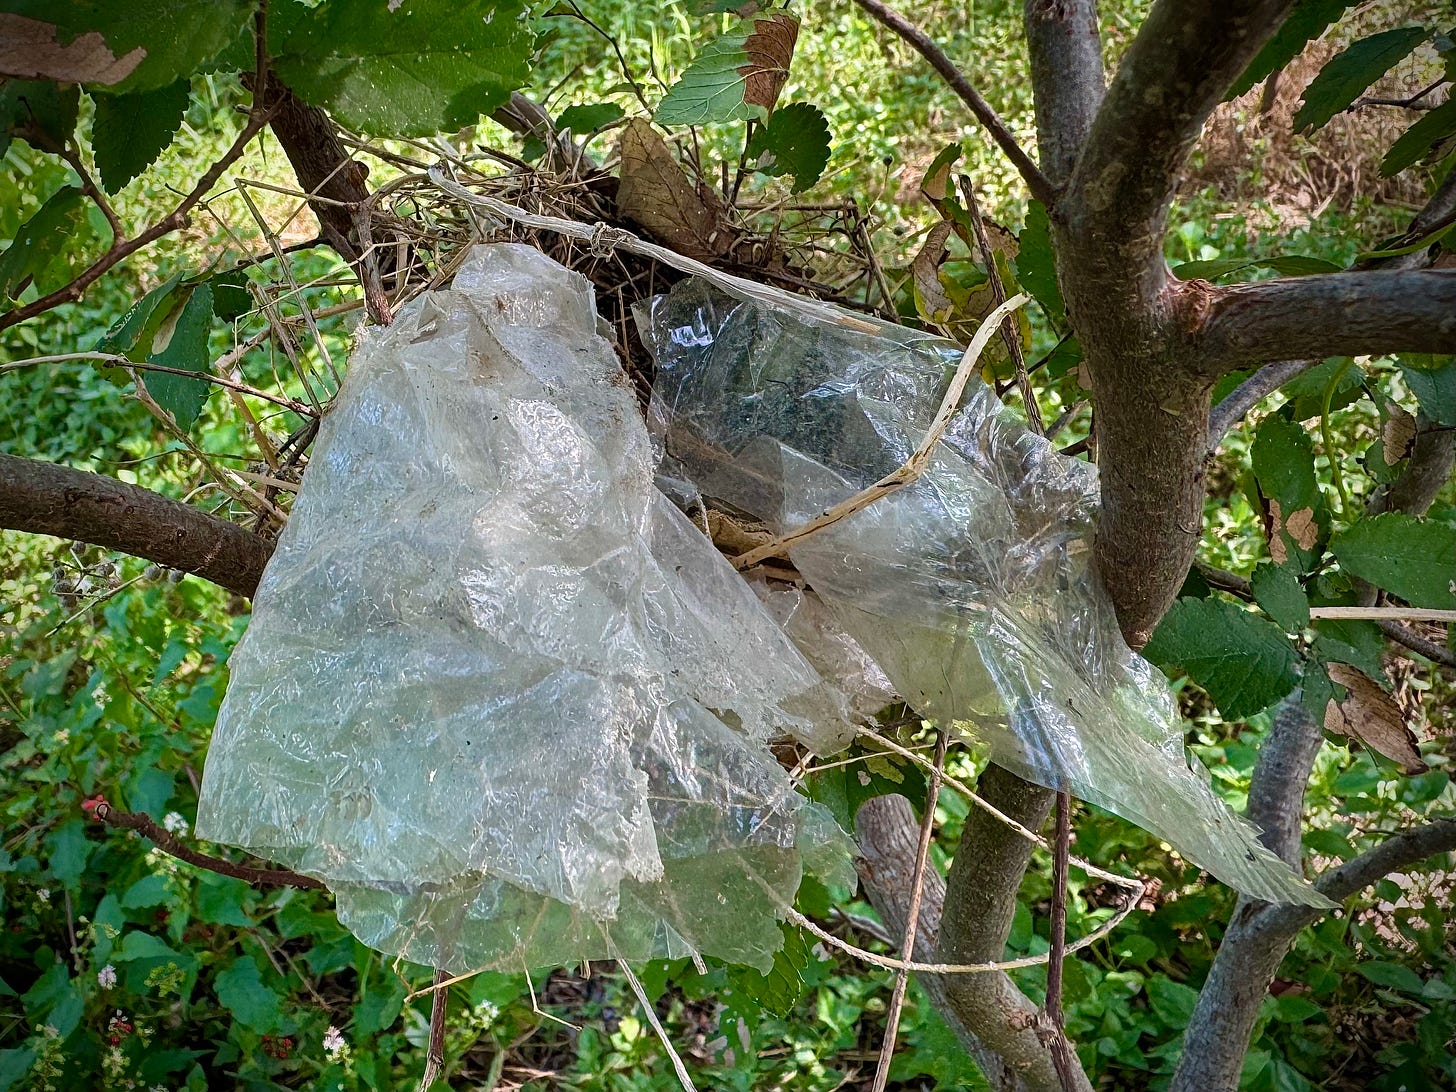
<box><xmin>144</xmin><ymin>283</ymin><xmax>215</xmax><ymax>431</ymax></box>
<box><xmin>1330</xmin><ymin>513</ymin><xmax>1456</xmax><ymax>608</ymax></box>
<box><xmin>1323</xmin><ymin>663</ymin><xmax>1425</xmax><ymax>775</ymax></box>
<box><xmin>1144</xmin><ymin>597</ymin><xmax>1302</xmax><ymax>719</ymax></box>
<box><xmin>272</xmin><ymin>0</ymin><xmax>534</xmax><ymax>137</ymax></box>
<box><xmin>1251</xmin><ymin>414</ymin><xmax>1325</xmax><ymax>571</ymax></box>
<box><xmin>1382</xmin><ymin>96</ymin><xmax>1456</xmax><ymax>176</ymax></box>
<box><xmin>0</xmin><ymin>185</ymin><xmax>85</xmax><ymax>300</ymax></box>
<box><xmin>90</xmin><ymin>80</ymin><xmax>191</xmax><ymax>193</ymax></box>
<box><xmin>655</xmin><ymin>12</ymin><xmax>798</xmax><ymax>126</ymax></box>
<box><xmin>746</xmin><ymin>101</ymin><xmax>830</xmax><ymax>193</ymax></box>
<box><xmin>1295</xmin><ymin>26</ymin><xmax>1430</xmax><ymax>133</ymax></box>
<box><xmin>0</xmin><ymin>0</ymin><xmax>254</xmax><ymax>92</ymax></box>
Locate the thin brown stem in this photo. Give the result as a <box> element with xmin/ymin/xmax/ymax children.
<box><xmin>1041</xmin><ymin>790</ymin><xmax>1079</xmax><ymax>1091</ymax></box>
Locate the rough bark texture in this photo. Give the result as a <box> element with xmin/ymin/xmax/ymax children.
<box><xmin>1243</xmin><ymin>699</ymin><xmax>1324</xmax><ymax>867</ymax></box>
<box><xmin>0</xmin><ymin>453</ymin><xmax>272</xmax><ymax>598</ymax></box>
<box><xmin>1023</xmin><ymin>0</ymin><xmax>1104</xmax><ymax>184</ymax></box>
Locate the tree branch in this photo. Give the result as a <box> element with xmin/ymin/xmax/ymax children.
<box><xmin>1199</xmin><ymin>270</ymin><xmax>1456</xmax><ymax>368</ymax></box>
<box><xmin>1243</xmin><ymin>699</ymin><xmax>1324</xmax><ymax>867</ymax></box>
<box><xmin>852</xmin><ymin>0</ymin><xmax>1057</xmax><ymax>207</ymax></box>
<box><xmin>1023</xmin><ymin>0</ymin><xmax>1104</xmax><ymax>185</ymax></box>
<box><xmin>1207</xmin><ymin>359</ymin><xmax>1319</xmax><ymax>451</ymax></box>
<box><xmin>0</xmin><ymin>453</ymin><xmax>272</xmax><ymax>597</ymax></box>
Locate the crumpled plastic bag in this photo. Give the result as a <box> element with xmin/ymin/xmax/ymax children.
<box><xmin>196</xmin><ymin>244</ymin><xmax>855</xmax><ymax>974</ymax></box>
<box><xmin>640</xmin><ymin>277</ymin><xmax>1330</xmax><ymax>907</ymax></box>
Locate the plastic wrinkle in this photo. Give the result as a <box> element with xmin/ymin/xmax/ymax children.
<box><xmin>639</xmin><ymin>277</ymin><xmax>1332</xmax><ymax>908</ymax></box>
<box><xmin>196</xmin><ymin>244</ymin><xmax>855</xmax><ymax>975</ymax></box>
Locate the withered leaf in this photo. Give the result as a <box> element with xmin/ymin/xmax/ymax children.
<box><xmin>1324</xmin><ymin>662</ymin><xmax>1426</xmax><ymax>775</ymax></box>
<box><xmin>740</xmin><ymin>12</ymin><xmax>798</xmax><ymax>113</ymax></box>
<box><xmin>615</xmin><ymin>118</ymin><xmax>727</xmax><ymax>262</ymax></box>
<box><xmin>1381</xmin><ymin>403</ymin><xmax>1417</xmax><ymax>465</ymax></box>
<box><xmin>910</xmin><ymin>221</ymin><xmax>955</xmax><ymax>323</ymax></box>
<box><xmin>0</xmin><ymin>14</ymin><xmax>144</xmax><ymax>84</ymax></box>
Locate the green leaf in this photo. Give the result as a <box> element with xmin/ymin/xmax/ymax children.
<box><xmin>1310</xmin><ymin>618</ymin><xmax>1387</xmax><ymax>680</ymax></box>
<box><xmin>1146</xmin><ymin>975</ymin><xmax>1201</xmax><ymax>1029</ymax></box>
<box><xmin>1281</xmin><ymin>357</ymin><xmax>1364</xmax><ymax>420</ymax></box>
<box><xmin>0</xmin><ymin>185</ymin><xmax>85</xmax><ymax>300</ymax></box>
<box><xmin>0</xmin><ymin>1049</ymin><xmax>37</xmax><ymax>1092</ymax></box>
<box><xmin>1015</xmin><ymin>199</ymin><xmax>1064</xmax><ymax>321</ymax></box>
<box><xmin>1268</xmin><ymin>993</ymin><xmax>1324</xmax><ymax>1022</ymax></box>
<box><xmin>1294</xmin><ymin>26</ymin><xmax>1429</xmax><ymax>133</ymax></box>
<box><xmin>213</xmin><ymin>955</ymin><xmax>283</xmax><ymax>1033</ymax></box>
<box><xmin>121</xmin><ymin>874</ymin><xmax>170</xmax><ymax>909</ymax></box>
<box><xmin>209</xmin><ymin>269</ymin><xmax>252</xmax><ymax>322</ymax></box>
<box><xmin>723</xmin><ymin>924</ymin><xmax>816</xmax><ymax>1020</ymax></box>
<box><xmin>555</xmin><ymin>102</ymin><xmax>624</xmax><ymax>135</ymax></box>
<box><xmin>655</xmin><ymin>11</ymin><xmax>799</xmax><ymax>126</ymax></box>
<box><xmin>45</xmin><ymin>819</ymin><xmax>89</xmax><ymax>887</ymax></box>
<box><xmin>1144</xmin><ymin>597</ymin><xmax>1302</xmax><ymax>719</ymax></box>
<box><xmin>1355</xmin><ymin>960</ymin><xmax>1425</xmax><ymax>995</ymax></box>
<box><xmin>1330</xmin><ymin>513</ymin><xmax>1456</xmax><ymax>608</ymax></box>
<box><xmin>271</xmin><ymin>0</ymin><xmax>533</xmax><ymax>137</ymax></box>
<box><xmin>0</xmin><ymin>0</ymin><xmax>255</xmax><ymax>93</ymax></box>
<box><xmin>1230</xmin><ymin>0</ymin><xmax>1355</xmax><ymax>98</ymax></box>
<box><xmin>94</xmin><ymin>274</ymin><xmax>186</xmax><ymax>361</ymax></box>
<box><xmin>90</xmin><ymin>80</ymin><xmax>190</xmax><ymax>193</ymax></box>
<box><xmin>1251</xmin><ymin>563</ymin><xmax>1310</xmax><ymax>632</ymax></box>
<box><xmin>1251</xmin><ymin>414</ymin><xmax>1325</xmax><ymax>571</ymax></box>
<box><xmin>0</xmin><ymin>80</ymin><xmax>79</xmax><ymax>155</ymax></box>
<box><xmin>746</xmin><ymin>101</ymin><xmax>830</xmax><ymax>193</ymax></box>
<box><xmin>1400</xmin><ymin>355</ymin><xmax>1456</xmax><ymax>426</ymax></box>
<box><xmin>144</xmin><ymin>283</ymin><xmax>215</xmax><ymax>430</ymax></box>
<box><xmin>1173</xmin><ymin>255</ymin><xmax>1340</xmax><ymax>280</ymax></box>
<box><xmin>196</xmin><ymin>874</ymin><xmax>253</xmax><ymax>926</ymax></box>
<box><xmin>1381</xmin><ymin>96</ymin><xmax>1456</xmax><ymax>176</ymax></box>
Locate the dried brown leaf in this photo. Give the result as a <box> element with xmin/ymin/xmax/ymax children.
<box><xmin>1324</xmin><ymin>662</ymin><xmax>1426</xmax><ymax>775</ymax></box>
<box><xmin>910</xmin><ymin>221</ymin><xmax>954</xmax><ymax>323</ymax></box>
<box><xmin>615</xmin><ymin>118</ymin><xmax>726</xmax><ymax>262</ymax></box>
<box><xmin>0</xmin><ymin>14</ymin><xmax>143</xmax><ymax>84</ymax></box>
<box><xmin>740</xmin><ymin>12</ymin><xmax>798</xmax><ymax>113</ymax></box>
<box><xmin>1382</xmin><ymin>404</ymin><xmax>1416</xmax><ymax>465</ymax></box>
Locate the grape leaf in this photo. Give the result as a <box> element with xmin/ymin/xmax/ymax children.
<box><xmin>655</xmin><ymin>12</ymin><xmax>799</xmax><ymax>126</ymax></box>
<box><xmin>0</xmin><ymin>185</ymin><xmax>85</xmax><ymax>300</ymax></box>
<box><xmin>1329</xmin><ymin>513</ymin><xmax>1456</xmax><ymax>608</ymax></box>
<box><xmin>91</xmin><ymin>80</ymin><xmax>191</xmax><ymax>193</ymax></box>
<box><xmin>1381</xmin><ymin>96</ymin><xmax>1456</xmax><ymax>176</ymax></box>
<box><xmin>145</xmin><ymin>283</ymin><xmax>215</xmax><ymax>430</ymax></box>
<box><xmin>0</xmin><ymin>1</ymin><xmax>254</xmax><ymax>93</ymax></box>
<box><xmin>747</xmin><ymin>101</ymin><xmax>830</xmax><ymax>193</ymax></box>
<box><xmin>272</xmin><ymin>0</ymin><xmax>534</xmax><ymax>137</ymax></box>
<box><xmin>1251</xmin><ymin>563</ymin><xmax>1310</xmax><ymax>632</ymax></box>
<box><xmin>555</xmin><ymin>102</ymin><xmax>624</xmax><ymax>135</ymax></box>
<box><xmin>1294</xmin><ymin>26</ymin><xmax>1429</xmax><ymax>133</ymax></box>
<box><xmin>1144</xmin><ymin>597</ymin><xmax>1302</xmax><ymax>719</ymax></box>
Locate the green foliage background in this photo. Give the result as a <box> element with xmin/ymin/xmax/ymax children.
<box><xmin>2</xmin><ymin>1</ymin><xmax>1454</xmax><ymax>1089</ymax></box>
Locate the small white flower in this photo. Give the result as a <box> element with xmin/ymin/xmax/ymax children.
<box><xmin>322</xmin><ymin>1025</ymin><xmax>346</xmax><ymax>1057</ymax></box>
<box><xmin>162</xmin><ymin>812</ymin><xmax>189</xmax><ymax>835</ymax></box>
<box><xmin>97</xmin><ymin>964</ymin><xmax>118</xmax><ymax>989</ymax></box>
<box><xmin>52</xmin><ymin>729</ymin><xmax>70</xmax><ymax>746</ymax></box>
<box><xmin>35</xmin><ymin>888</ymin><xmax>50</xmax><ymax>903</ymax></box>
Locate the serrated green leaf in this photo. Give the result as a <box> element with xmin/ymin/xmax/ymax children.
<box><xmin>1015</xmin><ymin>199</ymin><xmax>1063</xmax><ymax>321</ymax></box>
<box><xmin>1251</xmin><ymin>563</ymin><xmax>1310</xmax><ymax>632</ymax></box>
<box><xmin>1399</xmin><ymin>355</ymin><xmax>1456</xmax><ymax>426</ymax></box>
<box><xmin>723</xmin><ymin>924</ymin><xmax>815</xmax><ymax>1018</ymax></box>
<box><xmin>213</xmin><ymin>955</ymin><xmax>282</xmax><ymax>1032</ymax></box>
<box><xmin>746</xmin><ymin>101</ymin><xmax>830</xmax><ymax>193</ymax></box>
<box><xmin>655</xmin><ymin>12</ymin><xmax>799</xmax><ymax>126</ymax></box>
<box><xmin>0</xmin><ymin>185</ymin><xmax>85</xmax><ymax>300</ymax></box>
<box><xmin>1281</xmin><ymin>357</ymin><xmax>1365</xmax><ymax>420</ymax></box>
<box><xmin>0</xmin><ymin>80</ymin><xmax>78</xmax><ymax>155</ymax></box>
<box><xmin>555</xmin><ymin>101</ymin><xmax>624</xmax><ymax>135</ymax></box>
<box><xmin>0</xmin><ymin>0</ymin><xmax>255</xmax><ymax>93</ymax></box>
<box><xmin>1311</xmin><ymin>618</ymin><xmax>1387</xmax><ymax>680</ymax></box>
<box><xmin>1330</xmin><ymin>513</ymin><xmax>1456</xmax><ymax>608</ymax></box>
<box><xmin>1144</xmin><ymin>597</ymin><xmax>1302</xmax><ymax>719</ymax></box>
<box><xmin>1251</xmin><ymin>414</ymin><xmax>1325</xmax><ymax>571</ymax></box>
<box><xmin>1381</xmin><ymin>96</ymin><xmax>1456</xmax><ymax>176</ymax></box>
<box><xmin>1230</xmin><ymin>0</ymin><xmax>1355</xmax><ymax>98</ymax></box>
<box><xmin>1295</xmin><ymin>26</ymin><xmax>1429</xmax><ymax>133</ymax></box>
<box><xmin>145</xmin><ymin>283</ymin><xmax>215</xmax><ymax>430</ymax></box>
<box><xmin>90</xmin><ymin>80</ymin><xmax>190</xmax><ymax>193</ymax></box>
<box><xmin>272</xmin><ymin>0</ymin><xmax>534</xmax><ymax>137</ymax></box>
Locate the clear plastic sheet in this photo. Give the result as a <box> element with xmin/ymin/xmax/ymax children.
<box><xmin>640</xmin><ymin>278</ymin><xmax>1330</xmax><ymax>907</ymax></box>
<box><xmin>195</xmin><ymin>244</ymin><xmax>855</xmax><ymax>974</ymax></box>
